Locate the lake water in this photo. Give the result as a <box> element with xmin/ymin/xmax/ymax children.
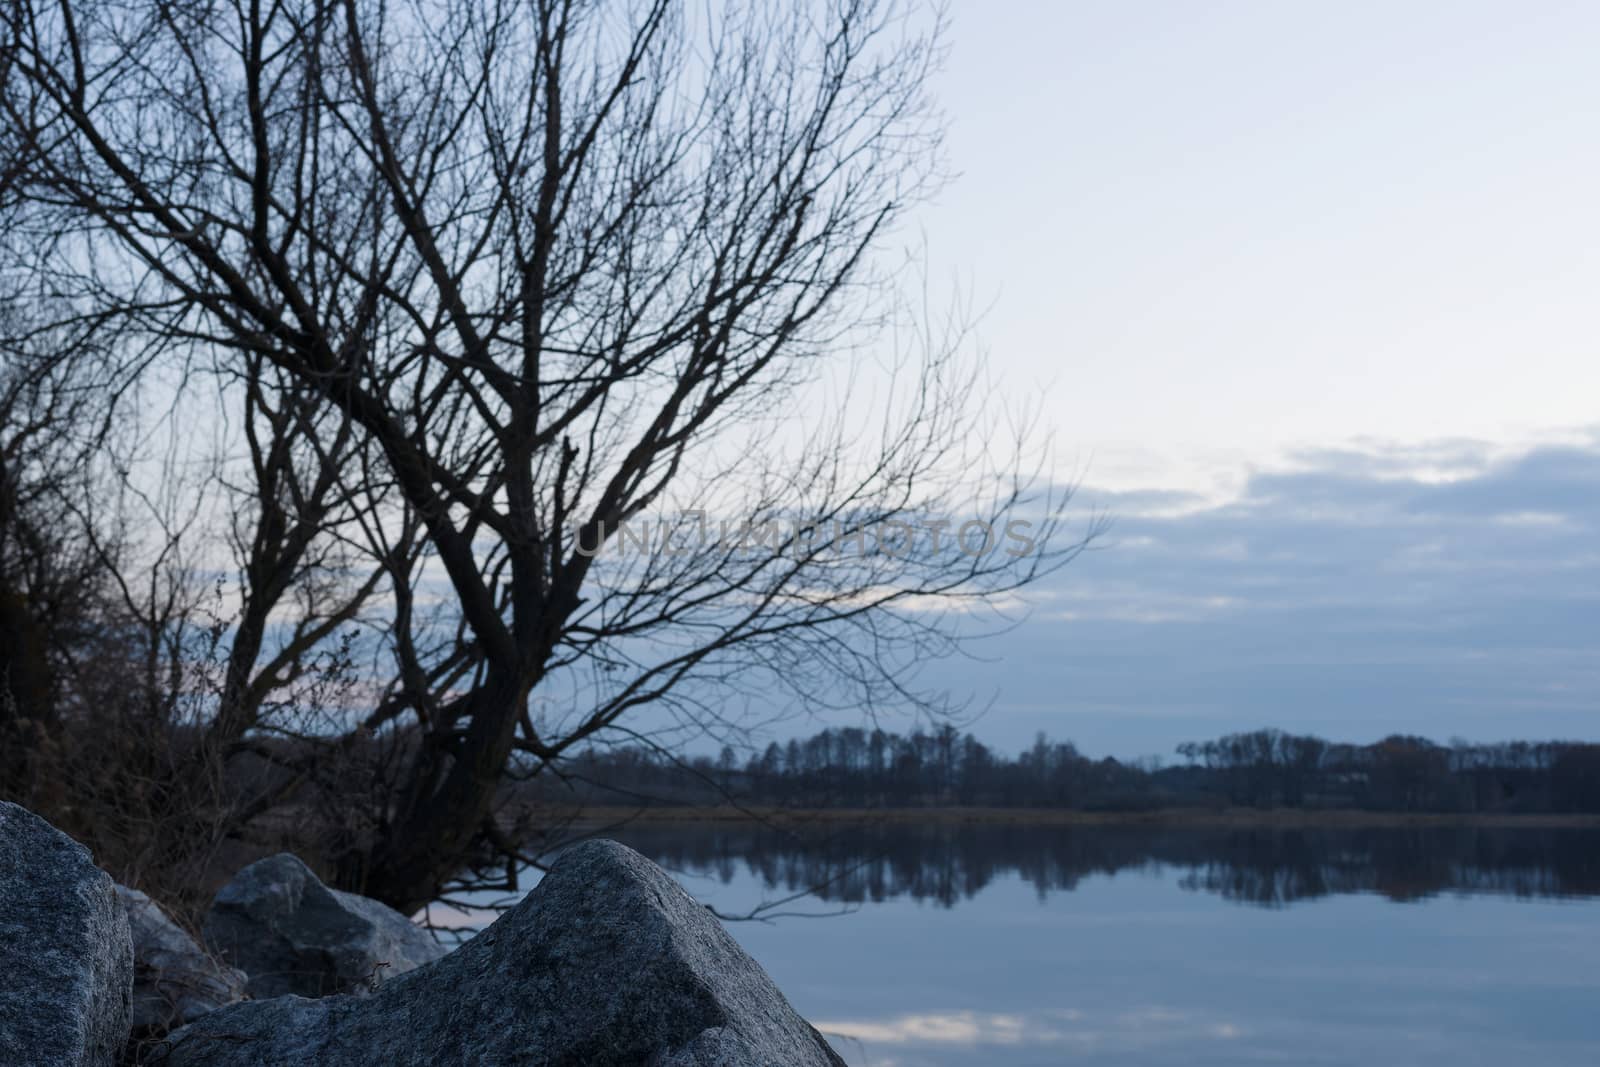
<box><xmin>444</xmin><ymin>821</ymin><xmax>1600</xmax><ymax>1066</ymax></box>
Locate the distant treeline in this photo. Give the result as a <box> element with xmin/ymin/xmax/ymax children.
<box><xmin>535</xmin><ymin>727</ymin><xmax>1600</xmax><ymax>813</ymax></box>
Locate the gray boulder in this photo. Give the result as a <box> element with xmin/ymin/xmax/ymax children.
<box><xmin>201</xmin><ymin>853</ymin><xmax>447</xmax><ymax>999</ymax></box>
<box><xmin>0</xmin><ymin>802</ymin><xmax>133</xmax><ymax>1066</ymax></box>
<box><xmin>116</xmin><ymin>885</ymin><xmax>247</xmax><ymax>1031</ymax></box>
<box><xmin>159</xmin><ymin>839</ymin><xmax>845</xmax><ymax>1066</ymax></box>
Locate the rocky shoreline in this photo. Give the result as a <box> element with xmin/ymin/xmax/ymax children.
<box><xmin>0</xmin><ymin>801</ymin><xmax>844</xmax><ymax>1066</ymax></box>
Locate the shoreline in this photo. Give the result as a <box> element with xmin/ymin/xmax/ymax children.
<box><xmin>557</xmin><ymin>805</ymin><xmax>1600</xmax><ymax>829</ymax></box>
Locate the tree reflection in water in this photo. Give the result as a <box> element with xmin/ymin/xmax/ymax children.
<box><xmin>610</xmin><ymin>822</ymin><xmax>1600</xmax><ymax>909</ymax></box>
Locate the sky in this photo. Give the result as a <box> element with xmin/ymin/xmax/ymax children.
<box><xmin>894</xmin><ymin>1</ymin><xmax>1600</xmax><ymax>757</ymax></box>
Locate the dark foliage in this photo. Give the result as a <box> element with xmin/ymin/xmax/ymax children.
<box><xmin>541</xmin><ymin>725</ymin><xmax>1600</xmax><ymax>814</ymax></box>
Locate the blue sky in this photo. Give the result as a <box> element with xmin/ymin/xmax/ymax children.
<box><xmin>885</xmin><ymin>2</ymin><xmax>1600</xmax><ymax>757</ymax></box>
<box><xmin>922</xmin><ymin>0</ymin><xmax>1600</xmax><ymax>459</ymax></box>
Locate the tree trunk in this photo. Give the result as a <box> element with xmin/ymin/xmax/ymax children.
<box><xmin>355</xmin><ymin>666</ymin><xmax>530</xmax><ymax>914</ymax></box>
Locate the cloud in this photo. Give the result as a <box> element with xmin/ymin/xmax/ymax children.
<box><xmin>947</xmin><ymin>432</ymin><xmax>1600</xmax><ymax>755</ymax></box>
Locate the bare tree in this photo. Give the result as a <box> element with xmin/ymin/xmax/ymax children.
<box><xmin>0</xmin><ymin>285</ymin><xmax>383</xmax><ymax>911</ymax></box>
<box><xmin>0</xmin><ymin>322</ymin><xmax>106</xmax><ymax>773</ymax></box>
<box><xmin>0</xmin><ymin>187</ymin><xmax>381</xmax><ymax>914</ymax></box>
<box><xmin>4</xmin><ymin>0</ymin><xmax>1086</xmax><ymax>911</ymax></box>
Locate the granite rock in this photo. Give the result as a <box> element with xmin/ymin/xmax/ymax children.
<box><xmin>116</xmin><ymin>885</ymin><xmax>247</xmax><ymax>1032</ymax></box>
<box><xmin>201</xmin><ymin>852</ymin><xmax>447</xmax><ymax>999</ymax></box>
<box><xmin>0</xmin><ymin>802</ymin><xmax>133</xmax><ymax>1066</ymax></box>
<box><xmin>161</xmin><ymin>839</ymin><xmax>845</xmax><ymax>1066</ymax></box>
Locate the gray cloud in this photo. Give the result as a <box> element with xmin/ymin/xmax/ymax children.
<box><xmin>945</xmin><ymin>433</ymin><xmax>1600</xmax><ymax>757</ymax></box>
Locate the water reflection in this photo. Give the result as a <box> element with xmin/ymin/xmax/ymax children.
<box><xmin>811</xmin><ymin>1007</ymin><xmax>1247</xmax><ymax>1061</ymax></box>
<box><xmin>443</xmin><ymin>821</ymin><xmax>1600</xmax><ymax>1066</ymax></box>
<box><xmin>609</xmin><ymin>821</ymin><xmax>1600</xmax><ymax>908</ymax></box>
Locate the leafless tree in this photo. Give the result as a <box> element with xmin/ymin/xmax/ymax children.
<box><xmin>4</xmin><ymin>0</ymin><xmax>1088</xmax><ymax>911</ymax></box>
<box><xmin>0</xmin><ymin>176</ymin><xmax>378</xmax><ymax>914</ymax></box>
<box><xmin>0</xmin><ymin>274</ymin><xmax>385</xmax><ymax>911</ymax></box>
<box><xmin>0</xmin><ymin>320</ymin><xmax>107</xmax><ymax>767</ymax></box>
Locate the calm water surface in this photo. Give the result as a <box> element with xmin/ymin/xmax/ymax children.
<box><xmin>450</xmin><ymin>823</ymin><xmax>1600</xmax><ymax>1066</ymax></box>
